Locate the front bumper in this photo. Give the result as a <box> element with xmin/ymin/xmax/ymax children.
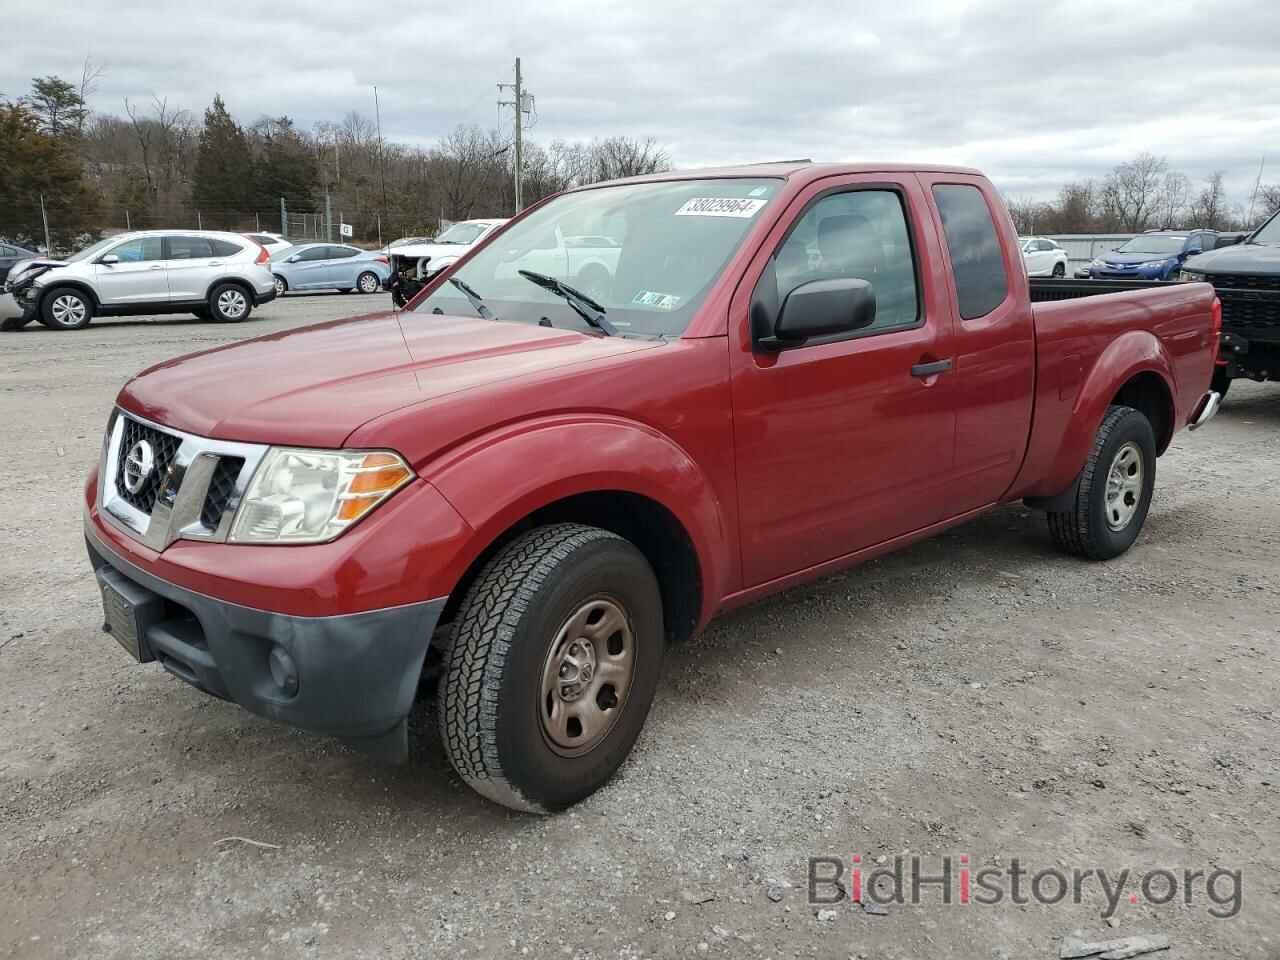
<box><xmin>87</xmin><ymin>525</ymin><xmax>444</xmax><ymax>760</ymax></box>
<box><xmin>1188</xmin><ymin>390</ymin><xmax>1221</xmax><ymax>431</ymax></box>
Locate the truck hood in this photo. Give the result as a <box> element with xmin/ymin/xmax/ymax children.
<box><xmin>1184</xmin><ymin>243</ymin><xmax>1280</xmax><ymax>275</ymax></box>
<box><xmin>117</xmin><ymin>311</ymin><xmax>659</xmax><ymax>448</ymax></box>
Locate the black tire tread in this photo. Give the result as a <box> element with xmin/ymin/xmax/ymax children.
<box><xmin>438</xmin><ymin>523</ymin><xmax>625</xmax><ymax>813</ymax></box>
<box><xmin>1047</xmin><ymin>405</ymin><xmax>1145</xmax><ymax>560</ymax></box>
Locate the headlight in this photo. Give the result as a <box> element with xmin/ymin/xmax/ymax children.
<box><xmin>229</xmin><ymin>448</ymin><xmax>414</xmax><ymax>544</ymax></box>
<box><xmin>428</xmin><ymin>258</ymin><xmax>458</xmax><ymax>275</ymax></box>
<box><xmin>1179</xmin><ymin>270</ymin><xmax>1207</xmax><ymax>282</ymax></box>
<box><xmin>1091</xmin><ymin>258</ymin><xmax>1104</xmax><ymax>267</ymax></box>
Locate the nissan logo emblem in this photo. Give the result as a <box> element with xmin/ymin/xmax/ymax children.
<box><xmin>123</xmin><ymin>439</ymin><xmax>155</xmax><ymax>494</ymax></box>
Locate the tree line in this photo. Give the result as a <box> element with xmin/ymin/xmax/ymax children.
<box><xmin>1006</xmin><ymin>152</ymin><xmax>1280</xmax><ymax>236</ymax></box>
<box><xmin>0</xmin><ymin>65</ymin><xmax>671</xmax><ymax>249</ymax></box>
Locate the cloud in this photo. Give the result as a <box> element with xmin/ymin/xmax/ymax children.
<box><xmin>5</xmin><ymin>0</ymin><xmax>1279</xmax><ymax>207</ymax></box>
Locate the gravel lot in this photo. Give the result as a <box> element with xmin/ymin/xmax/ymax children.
<box><xmin>1</xmin><ymin>293</ymin><xmax>1277</xmax><ymax>959</ymax></box>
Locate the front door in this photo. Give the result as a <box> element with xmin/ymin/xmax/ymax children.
<box><xmin>730</xmin><ymin>175</ymin><xmax>960</xmax><ymax>587</ymax></box>
<box><xmin>93</xmin><ymin>236</ymin><xmax>168</xmax><ymax>306</ymax></box>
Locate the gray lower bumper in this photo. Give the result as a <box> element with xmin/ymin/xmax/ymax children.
<box><xmin>86</xmin><ymin>531</ymin><xmax>445</xmax><ymax>761</ymax></box>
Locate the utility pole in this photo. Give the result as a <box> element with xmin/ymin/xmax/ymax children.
<box><xmin>39</xmin><ymin>194</ymin><xmax>52</xmax><ymax>255</ymax></box>
<box><xmin>281</xmin><ymin>197</ymin><xmax>287</xmax><ymax>236</ymax></box>
<box><xmin>325</xmin><ymin>190</ymin><xmax>333</xmax><ymax>241</ymax></box>
<box><xmin>374</xmin><ymin>85</ymin><xmax>389</xmax><ymax>236</ymax></box>
<box><xmin>1248</xmin><ymin>154</ymin><xmax>1267</xmax><ymax>226</ymax></box>
<box><xmin>498</xmin><ymin>58</ymin><xmax>533</xmax><ymax>213</ymax></box>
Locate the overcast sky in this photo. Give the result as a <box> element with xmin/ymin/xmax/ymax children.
<box><xmin>6</xmin><ymin>0</ymin><xmax>1279</xmax><ymax>211</ymax></box>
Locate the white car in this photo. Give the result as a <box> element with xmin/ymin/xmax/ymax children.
<box><xmin>388</xmin><ymin>218</ymin><xmax>509</xmax><ymax>306</ymax></box>
<box><xmin>495</xmin><ymin>233</ymin><xmax>621</xmax><ymax>300</ymax></box>
<box><xmin>244</xmin><ymin>232</ymin><xmax>293</xmax><ymax>257</ymax></box>
<box><xmin>1019</xmin><ymin>237</ymin><xmax>1070</xmax><ymax>277</ymax></box>
<box><xmin>4</xmin><ymin>230</ymin><xmax>277</xmax><ymax>330</ymax></box>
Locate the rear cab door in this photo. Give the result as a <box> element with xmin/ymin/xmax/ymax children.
<box><xmin>916</xmin><ymin>174</ymin><xmax>1036</xmax><ymax>515</ymax></box>
<box><xmin>728</xmin><ymin>171</ymin><xmax>961</xmax><ymax>587</ymax></box>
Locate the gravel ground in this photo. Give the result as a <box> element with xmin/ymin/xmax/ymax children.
<box><xmin>1</xmin><ymin>294</ymin><xmax>1277</xmax><ymax>959</ymax></box>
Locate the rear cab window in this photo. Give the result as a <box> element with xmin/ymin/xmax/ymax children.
<box><xmin>932</xmin><ymin>184</ymin><xmax>1010</xmax><ymax>320</ymax></box>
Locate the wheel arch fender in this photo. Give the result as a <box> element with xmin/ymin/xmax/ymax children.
<box><xmin>1041</xmin><ymin>329</ymin><xmax>1176</xmax><ymax>495</ymax></box>
<box><xmin>424</xmin><ymin>415</ymin><xmax>732</xmax><ymax>630</ymax></box>
<box><xmin>38</xmin><ymin>278</ymin><xmax>100</xmax><ymax>310</ymax></box>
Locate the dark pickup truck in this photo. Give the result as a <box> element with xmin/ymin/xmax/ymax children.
<box><xmin>1179</xmin><ymin>209</ymin><xmax>1280</xmax><ymax>394</ymax></box>
<box><xmin>84</xmin><ymin>162</ymin><xmax>1221</xmax><ymax>813</ymax></box>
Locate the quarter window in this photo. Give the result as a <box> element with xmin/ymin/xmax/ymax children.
<box><xmin>167</xmin><ymin>236</ymin><xmax>215</xmax><ymax>260</ymax></box>
<box><xmin>771</xmin><ymin>189</ymin><xmax>920</xmax><ymax>334</ymax></box>
<box><xmin>210</xmin><ymin>239</ymin><xmax>243</xmax><ymax>257</ymax></box>
<box><xmin>932</xmin><ymin>184</ymin><xmax>1009</xmax><ymax>320</ymax></box>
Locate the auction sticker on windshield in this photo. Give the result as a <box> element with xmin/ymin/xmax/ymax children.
<box><xmin>675</xmin><ymin>197</ymin><xmax>768</xmax><ymax>218</ymax></box>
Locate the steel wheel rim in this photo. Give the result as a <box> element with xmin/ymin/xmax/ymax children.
<box><xmin>359</xmin><ymin>273</ymin><xmax>378</xmax><ymax>293</ymax></box>
<box><xmin>218</xmin><ymin>289</ymin><xmax>247</xmax><ymax>318</ymax></box>
<box><xmin>1104</xmin><ymin>441</ymin><xmax>1144</xmax><ymax>531</ymax></box>
<box><xmin>52</xmin><ymin>294</ymin><xmax>86</xmax><ymax>325</ymax></box>
<box><xmin>539</xmin><ymin>596</ymin><xmax>636</xmax><ymax>758</ymax></box>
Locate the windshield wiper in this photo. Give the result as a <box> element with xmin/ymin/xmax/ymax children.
<box><xmin>517</xmin><ymin>269</ymin><xmax>617</xmax><ymax>336</ymax></box>
<box><xmin>448</xmin><ymin>277</ymin><xmax>492</xmax><ymax>319</ymax></box>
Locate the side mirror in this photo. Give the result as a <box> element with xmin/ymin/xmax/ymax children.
<box><xmin>286</xmin><ymin>255</ymin><xmax>300</xmax><ymax>263</ymax></box>
<box><xmin>756</xmin><ymin>277</ymin><xmax>876</xmax><ymax>349</ymax></box>
<box><xmin>98</xmin><ymin>254</ymin><xmax>119</xmax><ymax>266</ymax></box>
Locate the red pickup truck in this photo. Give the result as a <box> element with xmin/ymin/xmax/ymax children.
<box><xmin>85</xmin><ymin>162</ymin><xmax>1222</xmax><ymax>813</ymax></box>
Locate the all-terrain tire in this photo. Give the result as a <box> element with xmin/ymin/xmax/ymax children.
<box><xmin>438</xmin><ymin>523</ymin><xmax>664</xmax><ymax>813</ymax></box>
<box><xmin>1047</xmin><ymin>405</ymin><xmax>1157</xmax><ymax>560</ymax></box>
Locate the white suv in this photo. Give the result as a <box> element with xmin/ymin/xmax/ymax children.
<box><xmin>4</xmin><ymin>230</ymin><xmax>277</xmax><ymax>330</ymax></box>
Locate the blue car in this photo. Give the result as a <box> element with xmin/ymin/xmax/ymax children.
<box><xmin>1086</xmin><ymin>230</ymin><xmax>1217</xmax><ymax>281</ymax></box>
<box><xmin>270</xmin><ymin>243</ymin><xmax>391</xmax><ymax>296</ymax></box>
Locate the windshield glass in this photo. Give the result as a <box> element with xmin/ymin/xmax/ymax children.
<box><xmin>64</xmin><ymin>237</ymin><xmax>118</xmax><ymax>263</ymax></box>
<box><xmin>436</xmin><ymin>223</ymin><xmax>487</xmax><ymax>244</ymax></box>
<box><xmin>1250</xmin><ymin>212</ymin><xmax>1280</xmax><ymax>244</ymax></box>
<box><xmin>412</xmin><ymin>178</ymin><xmax>782</xmax><ymax>338</ymax></box>
<box><xmin>1115</xmin><ymin>236</ymin><xmax>1185</xmax><ymax>256</ymax></box>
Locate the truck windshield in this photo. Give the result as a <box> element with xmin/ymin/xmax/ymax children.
<box><xmin>411</xmin><ymin>178</ymin><xmax>782</xmax><ymax>337</ymax></box>
<box><xmin>1115</xmin><ymin>236</ymin><xmax>1185</xmax><ymax>256</ymax></box>
<box><xmin>1249</xmin><ymin>212</ymin><xmax>1280</xmax><ymax>245</ymax></box>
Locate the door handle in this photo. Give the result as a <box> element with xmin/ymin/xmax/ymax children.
<box><xmin>149</xmin><ymin>265</ymin><xmax>164</xmax><ymax>270</ymax></box>
<box><xmin>911</xmin><ymin>358</ymin><xmax>953</xmax><ymax>378</ymax></box>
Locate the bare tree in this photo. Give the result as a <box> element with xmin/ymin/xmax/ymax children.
<box><xmin>1256</xmin><ymin>183</ymin><xmax>1280</xmax><ymax>220</ymax></box>
<box><xmin>588</xmin><ymin>136</ymin><xmax>670</xmax><ymax>182</ymax></box>
<box><xmin>1190</xmin><ymin>171</ymin><xmax>1229</xmax><ymax>229</ymax></box>
<box><xmin>1100</xmin><ymin>153</ymin><xmax>1167</xmax><ymax>231</ymax></box>
<box><xmin>1157</xmin><ymin>171</ymin><xmax>1190</xmax><ymax>229</ymax></box>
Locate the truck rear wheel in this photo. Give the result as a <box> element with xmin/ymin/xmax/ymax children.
<box><xmin>1047</xmin><ymin>405</ymin><xmax>1157</xmax><ymax>560</ymax></box>
<box><xmin>438</xmin><ymin>523</ymin><xmax>664</xmax><ymax>813</ymax></box>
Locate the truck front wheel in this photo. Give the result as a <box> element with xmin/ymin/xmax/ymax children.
<box><xmin>1047</xmin><ymin>405</ymin><xmax>1157</xmax><ymax>560</ymax></box>
<box><xmin>438</xmin><ymin>523</ymin><xmax>665</xmax><ymax>813</ymax></box>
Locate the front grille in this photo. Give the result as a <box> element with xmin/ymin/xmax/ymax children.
<box><xmin>115</xmin><ymin>418</ymin><xmax>182</xmax><ymax>514</ymax></box>
<box><xmin>201</xmin><ymin>456</ymin><xmax>244</xmax><ymax>529</ymax></box>
<box><xmin>1209</xmin><ymin>274</ymin><xmax>1280</xmax><ymax>292</ymax></box>
<box><xmin>1219</xmin><ymin>295</ymin><xmax>1280</xmax><ymax>338</ymax></box>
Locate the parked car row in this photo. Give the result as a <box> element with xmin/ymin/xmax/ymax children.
<box><xmin>2</xmin><ymin>230</ymin><xmax>395</xmax><ymax>330</ymax></box>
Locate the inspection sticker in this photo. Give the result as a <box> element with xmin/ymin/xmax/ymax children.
<box><xmin>674</xmin><ymin>197</ymin><xmax>768</xmax><ymax>218</ymax></box>
<box><xmin>632</xmin><ymin>290</ymin><xmax>682</xmax><ymax>310</ymax></box>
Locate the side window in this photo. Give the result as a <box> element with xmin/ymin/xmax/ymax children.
<box><xmin>773</xmin><ymin>189</ymin><xmax>919</xmax><ymax>334</ymax></box>
<box><xmin>329</xmin><ymin>246</ymin><xmax>360</xmax><ymax>259</ymax></box>
<box><xmin>298</xmin><ymin>247</ymin><xmax>330</xmax><ymax>261</ymax></box>
<box><xmin>0</xmin><ymin>245</ymin><xmax>13</xmax><ymax>257</ymax></box>
<box><xmin>209</xmin><ymin>239</ymin><xmax>243</xmax><ymax>257</ymax></box>
<box><xmin>932</xmin><ymin>184</ymin><xmax>1010</xmax><ymax>320</ymax></box>
<box><xmin>109</xmin><ymin>237</ymin><xmax>163</xmax><ymax>263</ymax></box>
<box><xmin>167</xmin><ymin>236</ymin><xmax>215</xmax><ymax>260</ymax></box>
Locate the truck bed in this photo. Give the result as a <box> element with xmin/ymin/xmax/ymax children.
<box><xmin>1028</xmin><ymin>277</ymin><xmax>1171</xmax><ymax>303</ymax></box>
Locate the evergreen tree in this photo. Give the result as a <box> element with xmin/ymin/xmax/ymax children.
<box><xmin>192</xmin><ymin>95</ymin><xmax>255</xmax><ymax>226</ymax></box>
<box><xmin>27</xmin><ymin>76</ymin><xmax>87</xmax><ymax>137</ymax></box>
<box><xmin>256</xmin><ymin>117</ymin><xmax>317</xmax><ymax>213</ymax></box>
<box><xmin>0</xmin><ymin>101</ymin><xmax>97</xmax><ymax>245</ymax></box>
